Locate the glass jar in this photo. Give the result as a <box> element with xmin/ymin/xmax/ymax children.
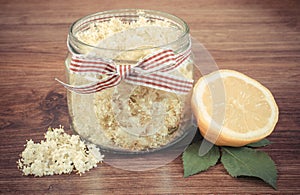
<box><xmin>63</xmin><ymin>9</ymin><xmax>196</xmax><ymax>154</ymax></box>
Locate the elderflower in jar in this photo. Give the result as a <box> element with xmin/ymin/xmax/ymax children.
<box><xmin>59</xmin><ymin>9</ymin><xmax>195</xmax><ymax>153</ymax></box>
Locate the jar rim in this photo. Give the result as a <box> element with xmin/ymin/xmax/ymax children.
<box><xmin>68</xmin><ymin>9</ymin><xmax>190</xmax><ymax>52</ymax></box>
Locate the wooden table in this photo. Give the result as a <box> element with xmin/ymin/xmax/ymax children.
<box><xmin>0</xmin><ymin>0</ymin><xmax>299</xmax><ymax>194</ymax></box>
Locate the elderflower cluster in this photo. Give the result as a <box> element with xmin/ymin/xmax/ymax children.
<box><xmin>17</xmin><ymin>126</ymin><xmax>104</xmax><ymax>177</ymax></box>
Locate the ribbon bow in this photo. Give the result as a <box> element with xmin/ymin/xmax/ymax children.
<box><xmin>57</xmin><ymin>43</ymin><xmax>194</xmax><ymax>94</ymax></box>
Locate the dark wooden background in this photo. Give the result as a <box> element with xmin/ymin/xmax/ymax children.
<box><xmin>0</xmin><ymin>0</ymin><xmax>299</xmax><ymax>194</ymax></box>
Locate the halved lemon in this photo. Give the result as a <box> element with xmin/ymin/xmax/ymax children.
<box><xmin>192</xmin><ymin>69</ymin><xmax>279</xmax><ymax>147</ymax></box>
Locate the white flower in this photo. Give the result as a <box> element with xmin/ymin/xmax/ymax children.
<box><xmin>17</xmin><ymin>126</ymin><xmax>104</xmax><ymax>177</ymax></box>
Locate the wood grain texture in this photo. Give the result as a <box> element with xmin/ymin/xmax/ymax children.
<box><xmin>0</xmin><ymin>0</ymin><xmax>299</xmax><ymax>194</ymax></box>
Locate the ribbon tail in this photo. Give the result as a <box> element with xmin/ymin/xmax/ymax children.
<box><xmin>125</xmin><ymin>73</ymin><xmax>193</xmax><ymax>95</ymax></box>
<box><xmin>55</xmin><ymin>75</ymin><xmax>121</xmax><ymax>94</ymax></box>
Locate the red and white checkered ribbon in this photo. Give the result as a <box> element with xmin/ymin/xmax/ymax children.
<box><xmin>57</xmin><ymin>42</ymin><xmax>194</xmax><ymax>94</ymax></box>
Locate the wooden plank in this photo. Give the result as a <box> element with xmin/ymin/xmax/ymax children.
<box><xmin>0</xmin><ymin>0</ymin><xmax>299</xmax><ymax>194</ymax></box>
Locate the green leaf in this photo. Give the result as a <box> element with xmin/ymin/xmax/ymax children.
<box><xmin>221</xmin><ymin>147</ymin><xmax>277</xmax><ymax>189</ymax></box>
<box><xmin>246</xmin><ymin>139</ymin><xmax>271</xmax><ymax>148</ymax></box>
<box><xmin>183</xmin><ymin>142</ymin><xmax>220</xmax><ymax>177</ymax></box>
